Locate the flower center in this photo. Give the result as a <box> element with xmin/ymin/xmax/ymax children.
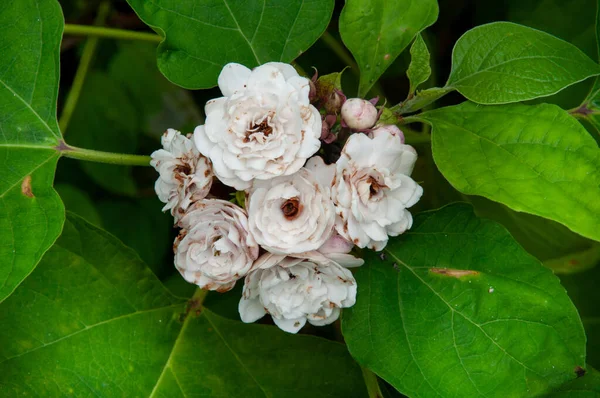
<box><xmin>244</xmin><ymin>117</ymin><xmax>273</xmax><ymax>143</ymax></box>
<box><xmin>174</xmin><ymin>163</ymin><xmax>192</xmax><ymax>175</ymax></box>
<box><xmin>281</xmin><ymin>197</ymin><xmax>302</xmax><ymax>220</ymax></box>
<box><xmin>367</xmin><ymin>176</ymin><xmax>382</xmax><ymax>198</ymax></box>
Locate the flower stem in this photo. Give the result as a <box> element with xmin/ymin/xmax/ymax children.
<box><xmin>63</xmin><ymin>24</ymin><xmax>162</xmax><ymax>43</ymax></box>
<box><xmin>59</xmin><ymin>2</ymin><xmax>111</xmax><ymax>134</ymax></box>
<box><xmin>59</xmin><ymin>143</ymin><xmax>152</xmax><ymax>166</ymax></box>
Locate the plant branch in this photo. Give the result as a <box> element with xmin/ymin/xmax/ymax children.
<box><xmin>59</xmin><ymin>3</ymin><xmax>111</xmax><ymax>134</ymax></box>
<box><xmin>58</xmin><ymin>141</ymin><xmax>152</xmax><ymax>166</ymax></box>
<box><xmin>63</xmin><ymin>24</ymin><xmax>162</xmax><ymax>43</ymax></box>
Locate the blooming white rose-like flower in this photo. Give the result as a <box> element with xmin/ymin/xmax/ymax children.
<box><xmin>341</xmin><ymin>98</ymin><xmax>378</xmax><ymax>130</ymax></box>
<box><xmin>150</xmin><ymin>129</ymin><xmax>213</xmax><ymax>220</ymax></box>
<box><xmin>333</xmin><ymin>130</ymin><xmax>423</xmax><ymax>251</ymax></box>
<box><xmin>239</xmin><ymin>251</ymin><xmax>358</xmax><ymax>333</ymax></box>
<box><xmin>247</xmin><ymin>156</ymin><xmax>335</xmax><ymax>255</ymax></box>
<box><xmin>174</xmin><ymin>199</ymin><xmax>259</xmax><ymax>292</ymax></box>
<box><xmin>194</xmin><ymin>62</ymin><xmax>322</xmax><ymax>190</ymax></box>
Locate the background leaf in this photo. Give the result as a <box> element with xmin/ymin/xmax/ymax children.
<box><xmin>446</xmin><ymin>22</ymin><xmax>600</xmax><ymax>104</ymax></box>
<box><xmin>343</xmin><ymin>203</ymin><xmax>586</xmax><ymax>397</ymax></box>
<box><xmin>125</xmin><ymin>0</ymin><xmax>335</xmax><ymax>89</ymax></box>
<box><xmin>406</xmin><ymin>34</ymin><xmax>431</xmax><ymax>95</ymax></box>
<box><xmin>0</xmin><ymin>213</ymin><xmax>368</xmax><ymax>396</ymax></box>
<box><xmin>339</xmin><ymin>0</ymin><xmax>438</xmax><ymax>96</ymax></box>
<box><xmin>416</xmin><ymin>101</ymin><xmax>600</xmax><ymax>242</ymax></box>
<box><xmin>55</xmin><ymin>183</ymin><xmax>102</xmax><ymax>226</ymax></box>
<box><xmin>0</xmin><ymin>0</ymin><xmax>65</xmax><ymax>302</ymax></box>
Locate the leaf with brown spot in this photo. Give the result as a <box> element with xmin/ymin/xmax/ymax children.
<box><xmin>430</xmin><ymin>268</ymin><xmax>479</xmax><ymax>278</ymax></box>
<box><xmin>0</xmin><ymin>0</ymin><xmax>65</xmax><ymax>303</ymax></box>
<box><xmin>343</xmin><ymin>204</ymin><xmax>586</xmax><ymax>397</ymax></box>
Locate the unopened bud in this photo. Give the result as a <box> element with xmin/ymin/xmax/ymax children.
<box><xmin>341</xmin><ymin>98</ymin><xmax>378</xmax><ymax>130</ymax></box>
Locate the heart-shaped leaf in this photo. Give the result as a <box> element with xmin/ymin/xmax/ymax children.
<box><xmin>342</xmin><ymin>204</ymin><xmax>586</xmax><ymax>397</ymax></box>
<box><xmin>126</xmin><ymin>0</ymin><xmax>335</xmax><ymax>89</ymax></box>
<box><xmin>415</xmin><ymin>101</ymin><xmax>600</xmax><ymax>242</ymax></box>
<box><xmin>339</xmin><ymin>0</ymin><xmax>438</xmax><ymax>96</ymax></box>
<box><xmin>0</xmin><ymin>0</ymin><xmax>65</xmax><ymax>302</ymax></box>
<box><xmin>0</xmin><ymin>213</ymin><xmax>368</xmax><ymax>396</ymax></box>
<box><xmin>447</xmin><ymin>22</ymin><xmax>600</xmax><ymax>104</ymax></box>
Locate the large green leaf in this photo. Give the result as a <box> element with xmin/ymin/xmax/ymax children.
<box><xmin>446</xmin><ymin>22</ymin><xmax>600</xmax><ymax>104</ymax></box>
<box><xmin>339</xmin><ymin>0</ymin><xmax>438</xmax><ymax>96</ymax></box>
<box><xmin>0</xmin><ymin>213</ymin><xmax>368</xmax><ymax>396</ymax></box>
<box><xmin>414</xmin><ymin>101</ymin><xmax>600</xmax><ymax>242</ymax></box>
<box><xmin>342</xmin><ymin>204</ymin><xmax>586</xmax><ymax>397</ymax></box>
<box><xmin>125</xmin><ymin>0</ymin><xmax>334</xmax><ymax>89</ymax></box>
<box><xmin>0</xmin><ymin>0</ymin><xmax>65</xmax><ymax>302</ymax></box>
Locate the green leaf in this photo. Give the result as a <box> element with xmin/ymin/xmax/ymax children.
<box><xmin>125</xmin><ymin>0</ymin><xmax>334</xmax><ymax>89</ymax></box>
<box><xmin>339</xmin><ymin>0</ymin><xmax>438</xmax><ymax>96</ymax></box>
<box><xmin>391</xmin><ymin>86</ymin><xmax>452</xmax><ymax>115</ymax></box>
<box><xmin>546</xmin><ymin>368</ymin><xmax>600</xmax><ymax>397</ymax></box>
<box><xmin>55</xmin><ymin>183</ymin><xmax>102</xmax><ymax>227</ymax></box>
<box><xmin>342</xmin><ymin>204</ymin><xmax>586</xmax><ymax>397</ymax></box>
<box><xmin>0</xmin><ymin>0</ymin><xmax>65</xmax><ymax>302</ymax></box>
<box><xmin>406</xmin><ymin>34</ymin><xmax>431</xmax><ymax>95</ymax></box>
<box><xmin>446</xmin><ymin>22</ymin><xmax>600</xmax><ymax>104</ymax></box>
<box><xmin>0</xmin><ymin>213</ymin><xmax>368</xmax><ymax>396</ymax></box>
<box><xmin>415</xmin><ymin>101</ymin><xmax>600</xmax><ymax>242</ymax></box>
<box><xmin>67</xmin><ymin>72</ymin><xmax>139</xmax><ymax>196</ymax></box>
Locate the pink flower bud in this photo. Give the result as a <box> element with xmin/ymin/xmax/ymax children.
<box><xmin>341</xmin><ymin>98</ymin><xmax>379</xmax><ymax>130</ymax></box>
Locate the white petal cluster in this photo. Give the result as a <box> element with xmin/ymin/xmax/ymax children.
<box><xmin>194</xmin><ymin>62</ymin><xmax>322</xmax><ymax>190</ymax></box>
<box><xmin>174</xmin><ymin>199</ymin><xmax>259</xmax><ymax>292</ymax></box>
<box><xmin>333</xmin><ymin>128</ymin><xmax>422</xmax><ymax>250</ymax></box>
<box><xmin>239</xmin><ymin>251</ymin><xmax>358</xmax><ymax>333</ymax></box>
<box><xmin>247</xmin><ymin>157</ymin><xmax>335</xmax><ymax>254</ymax></box>
<box><xmin>150</xmin><ymin>129</ymin><xmax>213</xmax><ymax>220</ymax></box>
<box><xmin>151</xmin><ymin>63</ymin><xmax>423</xmax><ymax>334</ymax></box>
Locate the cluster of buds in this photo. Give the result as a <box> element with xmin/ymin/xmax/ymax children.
<box><xmin>151</xmin><ymin>62</ymin><xmax>422</xmax><ymax>333</ymax></box>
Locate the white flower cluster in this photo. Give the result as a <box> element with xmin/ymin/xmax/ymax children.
<box><xmin>151</xmin><ymin>62</ymin><xmax>422</xmax><ymax>333</ymax></box>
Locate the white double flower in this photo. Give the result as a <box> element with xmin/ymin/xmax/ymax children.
<box><xmin>194</xmin><ymin>62</ymin><xmax>322</xmax><ymax>190</ymax></box>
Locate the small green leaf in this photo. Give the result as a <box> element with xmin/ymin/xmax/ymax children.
<box><xmin>342</xmin><ymin>204</ymin><xmax>586</xmax><ymax>397</ymax></box>
<box><xmin>0</xmin><ymin>0</ymin><xmax>65</xmax><ymax>302</ymax></box>
<box><xmin>126</xmin><ymin>0</ymin><xmax>334</xmax><ymax>89</ymax></box>
<box><xmin>447</xmin><ymin>22</ymin><xmax>600</xmax><ymax>104</ymax></box>
<box><xmin>0</xmin><ymin>214</ymin><xmax>368</xmax><ymax>396</ymax></box>
<box><xmin>546</xmin><ymin>368</ymin><xmax>600</xmax><ymax>397</ymax></box>
<box><xmin>416</xmin><ymin>101</ymin><xmax>600</xmax><ymax>242</ymax></box>
<box><xmin>339</xmin><ymin>0</ymin><xmax>438</xmax><ymax>96</ymax></box>
<box><xmin>406</xmin><ymin>34</ymin><xmax>431</xmax><ymax>95</ymax></box>
<box><xmin>392</xmin><ymin>86</ymin><xmax>452</xmax><ymax>115</ymax></box>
